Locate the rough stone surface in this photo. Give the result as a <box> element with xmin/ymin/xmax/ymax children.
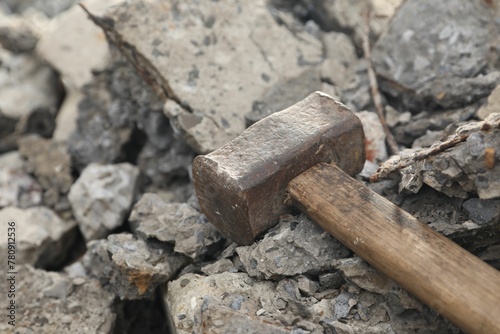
<box><xmin>165</xmin><ymin>272</ymin><xmax>324</xmax><ymax>334</ymax></box>
<box><xmin>236</xmin><ymin>214</ymin><xmax>351</xmax><ymax>279</ymax></box>
<box><xmin>462</xmin><ymin>198</ymin><xmax>500</xmax><ymax>226</ymax></box>
<box><xmin>129</xmin><ymin>193</ymin><xmax>223</xmax><ymax>261</ymax></box>
<box><xmin>18</xmin><ymin>135</ymin><xmax>73</xmax><ymax>206</ymax></box>
<box><xmin>0</xmin><ymin>166</ymin><xmax>42</xmax><ymax>208</ymax></box>
<box><xmin>83</xmin><ymin>233</ymin><xmax>188</xmax><ymax>300</ymax></box>
<box><xmin>0</xmin><ymin>265</ymin><xmax>116</xmax><ymax>333</ymax></box>
<box><xmin>94</xmin><ymin>0</ymin><xmax>324</xmax><ymax>153</ymax></box>
<box><xmin>477</xmin><ymin>84</ymin><xmax>500</xmax><ymax>120</ymax></box>
<box><xmin>0</xmin><ymin>11</ymin><xmax>38</xmax><ymax>53</ymax></box>
<box><xmin>68</xmin><ymin>162</ymin><xmax>140</xmax><ymax>240</ymax></box>
<box><xmin>0</xmin><ymin>47</ymin><xmax>61</xmax><ymax>120</ymax></box>
<box><xmin>1</xmin><ymin>0</ymin><xmax>79</xmax><ymax>17</ymax></box>
<box><xmin>0</xmin><ymin>206</ymin><xmax>77</xmax><ymax>268</ymax></box>
<box><xmin>398</xmin><ymin>113</ymin><xmax>500</xmax><ymax>199</ymax></box>
<box><xmin>372</xmin><ymin>0</ymin><xmax>499</xmax><ymax>110</ymax></box>
<box><xmin>36</xmin><ymin>0</ymin><xmax>121</xmax><ymax>90</ymax></box>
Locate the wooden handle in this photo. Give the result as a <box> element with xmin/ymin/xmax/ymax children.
<box><xmin>287</xmin><ymin>163</ymin><xmax>500</xmax><ymax>334</ymax></box>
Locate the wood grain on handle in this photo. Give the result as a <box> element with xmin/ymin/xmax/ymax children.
<box><xmin>287</xmin><ymin>163</ymin><xmax>500</xmax><ymax>334</ymax></box>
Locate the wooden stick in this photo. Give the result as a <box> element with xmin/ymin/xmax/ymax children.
<box><xmin>362</xmin><ymin>11</ymin><xmax>399</xmax><ymax>155</ymax></box>
<box><xmin>288</xmin><ymin>163</ymin><xmax>500</xmax><ymax>334</ymax></box>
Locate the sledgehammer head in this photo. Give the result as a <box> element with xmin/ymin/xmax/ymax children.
<box><xmin>192</xmin><ymin>92</ymin><xmax>365</xmax><ymax>245</ymax></box>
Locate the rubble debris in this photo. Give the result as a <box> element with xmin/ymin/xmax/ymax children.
<box><xmin>0</xmin><ymin>11</ymin><xmax>38</xmax><ymax>52</ymax></box>
<box><xmin>0</xmin><ymin>265</ymin><xmax>116</xmax><ymax>333</ymax></box>
<box><xmin>68</xmin><ymin>162</ymin><xmax>140</xmax><ymax>240</ymax></box>
<box><xmin>129</xmin><ymin>193</ymin><xmax>223</xmax><ymax>261</ymax></box>
<box><xmin>372</xmin><ymin>0</ymin><xmax>499</xmax><ymax>110</ymax></box>
<box><xmin>36</xmin><ymin>0</ymin><xmax>122</xmax><ymax>90</ymax></box>
<box><xmin>372</xmin><ymin>113</ymin><xmax>500</xmax><ymax>199</ymax></box>
<box><xmin>83</xmin><ymin>233</ymin><xmax>188</xmax><ymax>300</ymax></box>
<box><xmin>0</xmin><ymin>206</ymin><xmax>77</xmax><ymax>268</ymax></box>
<box><xmin>201</xmin><ymin>258</ymin><xmax>236</xmax><ymax>276</ymax></box>
<box><xmin>90</xmin><ymin>0</ymin><xmax>324</xmax><ymax>153</ymax></box>
<box><xmin>1</xmin><ymin>0</ymin><xmax>79</xmax><ymax>17</ymax></box>
<box><xmin>165</xmin><ymin>272</ymin><xmax>322</xmax><ymax>334</ymax></box>
<box><xmin>0</xmin><ymin>47</ymin><xmax>62</xmax><ymax>152</ymax></box>
<box><xmin>18</xmin><ymin>135</ymin><xmax>73</xmax><ymax>207</ymax></box>
<box><xmin>236</xmin><ymin>214</ymin><xmax>351</xmax><ymax>279</ymax></box>
<box><xmin>477</xmin><ymin>84</ymin><xmax>500</xmax><ymax>120</ymax></box>
<box><xmin>0</xmin><ymin>166</ymin><xmax>42</xmax><ymax>208</ymax></box>
<box><xmin>462</xmin><ymin>198</ymin><xmax>500</xmax><ymax>226</ymax></box>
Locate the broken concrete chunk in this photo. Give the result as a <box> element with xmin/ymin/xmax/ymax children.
<box><xmin>0</xmin><ymin>11</ymin><xmax>38</xmax><ymax>52</ymax></box>
<box><xmin>462</xmin><ymin>198</ymin><xmax>500</xmax><ymax>226</ymax></box>
<box><xmin>397</xmin><ymin>114</ymin><xmax>500</xmax><ymax>200</ymax></box>
<box><xmin>91</xmin><ymin>0</ymin><xmax>324</xmax><ymax>153</ymax></box>
<box><xmin>83</xmin><ymin>233</ymin><xmax>188</xmax><ymax>300</ymax></box>
<box><xmin>372</xmin><ymin>0</ymin><xmax>498</xmax><ymax>110</ymax></box>
<box><xmin>0</xmin><ymin>206</ymin><xmax>77</xmax><ymax>268</ymax></box>
<box><xmin>0</xmin><ymin>265</ymin><xmax>116</xmax><ymax>333</ymax></box>
<box><xmin>477</xmin><ymin>84</ymin><xmax>500</xmax><ymax>120</ymax></box>
<box><xmin>36</xmin><ymin>0</ymin><xmax>122</xmax><ymax>90</ymax></box>
<box><xmin>165</xmin><ymin>272</ymin><xmax>324</xmax><ymax>334</ymax></box>
<box><xmin>236</xmin><ymin>214</ymin><xmax>351</xmax><ymax>279</ymax></box>
<box><xmin>18</xmin><ymin>135</ymin><xmax>73</xmax><ymax>199</ymax></box>
<box><xmin>0</xmin><ymin>166</ymin><xmax>42</xmax><ymax>208</ymax></box>
<box><xmin>201</xmin><ymin>258</ymin><xmax>236</xmax><ymax>276</ymax></box>
<box><xmin>68</xmin><ymin>162</ymin><xmax>140</xmax><ymax>240</ymax></box>
<box><xmin>129</xmin><ymin>193</ymin><xmax>223</xmax><ymax>261</ymax></box>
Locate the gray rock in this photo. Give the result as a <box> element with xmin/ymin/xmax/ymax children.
<box><xmin>372</xmin><ymin>0</ymin><xmax>499</xmax><ymax>110</ymax></box>
<box><xmin>201</xmin><ymin>258</ymin><xmax>236</xmax><ymax>275</ymax></box>
<box><xmin>68</xmin><ymin>163</ymin><xmax>140</xmax><ymax>240</ymax></box>
<box><xmin>2</xmin><ymin>0</ymin><xmax>79</xmax><ymax>17</ymax></box>
<box><xmin>319</xmin><ymin>271</ymin><xmax>345</xmax><ymax>290</ymax></box>
<box><xmin>0</xmin><ymin>166</ymin><xmax>42</xmax><ymax>208</ymax></box>
<box><xmin>93</xmin><ymin>0</ymin><xmax>324</xmax><ymax>153</ymax></box>
<box><xmin>0</xmin><ymin>12</ymin><xmax>38</xmax><ymax>53</ymax></box>
<box><xmin>36</xmin><ymin>0</ymin><xmax>120</xmax><ymax>90</ymax></box>
<box><xmin>392</xmin><ymin>105</ymin><xmax>476</xmax><ymax>147</ymax></box>
<box><xmin>462</xmin><ymin>198</ymin><xmax>500</xmax><ymax>225</ymax></box>
<box><xmin>18</xmin><ymin>135</ymin><xmax>73</xmax><ymax>207</ymax></box>
<box><xmin>165</xmin><ymin>272</ymin><xmax>322</xmax><ymax>334</ymax></box>
<box><xmin>0</xmin><ymin>265</ymin><xmax>116</xmax><ymax>333</ymax></box>
<box><xmin>129</xmin><ymin>193</ymin><xmax>223</xmax><ymax>261</ymax></box>
<box><xmin>0</xmin><ymin>47</ymin><xmax>61</xmax><ymax>120</ymax></box>
<box><xmin>399</xmin><ymin>113</ymin><xmax>500</xmax><ymax>200</ymax></box>
<box><xmin>477</xmin><ymin>84</ymin><xmax>500</xmax><ymax>120</ymax></box>
<box><xmin>296</xmin><ymin>275</ymin><xmax>320</xmax><ymax>297</ymax></box>
<box><xmin>83</xmin><ymin>233</ymin><xmax>188</xmax><ymax>300</ymax></box>
<box><xmin>236</xmin><ymin>214</ymin><xmax>351</xmax><ymax>279</ymax></box>
<box><xmin>0</xmin><ymin>206</ymin><xmax>77</xmax><ymax>268</ymax></box>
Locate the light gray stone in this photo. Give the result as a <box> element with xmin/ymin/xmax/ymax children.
<box><xmin>201</xmin><ymin>258</ymin><xmax>236</xmax><ymax>275</ymax></box>
<box><xmin>462</xmin><ymin>198</ymin><xmax>500</xmax><ymax>226</ymax></box>
<box><xmin>0</xmin><ymin>11</ymin><xmax>38</xmax><ymax>52</ymax></box>
<box><xmin>0</xmin><ymin>206</ymin><xmax>77</xmax><ymax>268</ymax></box>
<box><xmin>0</xmin><ymin>166</ymin><xmax>42</xmax><ymax>208</ymax></box>
<box><xmin>0</xmin><ymin>265</ymin><xmax>116</xmax><ymax>333</ymax></box>
<box><xmin>165</xmin><ymin>272</ymin><xmax>324</xmax><ymax>334</ymax></box>
<box><xmin>399</xmin><ymin>113</ymin><xmax>500</xmax><ymax>200</ymax></box>
<box><xmin>372</xmin><ymin>0</ymin><xmax>499</xmax><ymax>110</ymax></box>
<box><xmin>83</xmin><ymin>233</ymin><xmax>188</xmax><ymax>300</ymax></box>
<box><xmin>36</xmin><ymin>0</ymin><xmax>123</xmax><ymax>90</ymax></box>
<box><xmin>129</xmin><ymin>193</ymin><xmax>223</xmax><ymax>261</ymax></box>
<box><xmin>18</xmin><ymin>135</ymin><xmax>73</xmax><ymax>206</ymax></box>
<box><xmin>68</xmin><ymin>162</ymin><xmax>140</xmax><ymax>240</ymax></box>
<box><xmin>92</xmin><ymin>0</ymin><xmax>324</xmax><ymax>153</ymax></box>
<box><xmin>236</xmin><ymin>214</ymin><xmax>351</xmax><ymax>279</ymax></box>
<box><xmin>477</xmin><ymin>84</ymin><xmax>500</xmax><ymax>120</ymax></box>
<box><xmin>0</xmin><ymin>47</ymin><xmax>60</xmax><ymax>120</ymax></box>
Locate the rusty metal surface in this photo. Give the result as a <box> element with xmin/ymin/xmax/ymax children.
<box><xmin>193</xmin><ymin>92</ymin><xmax>365</xmax><ymax>245</ymax></box>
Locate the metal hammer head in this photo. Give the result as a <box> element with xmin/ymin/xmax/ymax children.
<box><xmin>192</xmin><ymin>92</ymin><xmax>365</xmax><ymax>245</ymax></box>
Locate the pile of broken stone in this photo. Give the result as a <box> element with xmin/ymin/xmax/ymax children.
<box><xmin>0</xmin><ymin>0</ymin><xmax>499</xmax><ymax>333</ymax></box>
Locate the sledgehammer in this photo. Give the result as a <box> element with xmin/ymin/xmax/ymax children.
<box><xmin>192</xmin><ymin>92</ymin><xmax>500</xmax><ymax>334</ymax></box>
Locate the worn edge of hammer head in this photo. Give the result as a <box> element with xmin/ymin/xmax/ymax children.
<box><xmin>192</xmin><ymin>91</ymin><xmax>366</xmax><ymax>245</ymax></box>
